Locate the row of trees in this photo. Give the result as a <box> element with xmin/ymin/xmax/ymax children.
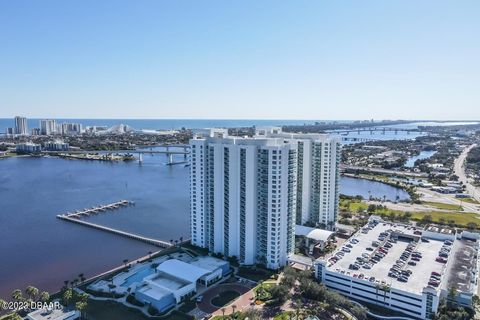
<box><xmin>0</xmin><ymin>286</ymin><xmax>50</xmax><ymax>319</ymax></box>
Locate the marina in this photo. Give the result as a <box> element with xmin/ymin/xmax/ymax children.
<box><xmin>59</xmin><ymin>200</ymin><xmax>134</xmax><ymax>218</ymax></box>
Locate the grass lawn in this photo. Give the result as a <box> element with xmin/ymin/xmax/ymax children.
<box><xmin>254</xmin><ymin>282</ymin><xmax>275</xmax><ymax>302</ymax></box>
<box><xmin>461</xmin><ymin>198</ymin><xmax>480</xmax><ymax>204</ymax></box>
<box><xmin>342</xmin><ymin>198</ymin><xmax>480</xmax><ymax>228</ymax></box>
<box><xmin>423</xmin><ymin>201</ymin><xmax>463</xmax><ymax>211</ymax></box>
<box><xmin>211</xmin><ymin>290</ymin><xmax>240</xmax><ymax>307</ymax></box>
<box><xmin>410</xmin><ymin>211</ymin><xmax>480</xmax><ymax>226</ymax></box>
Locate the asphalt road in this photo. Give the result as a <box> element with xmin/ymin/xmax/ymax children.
<box><xmin>454</xmin><ymin>144</ymin><xmax>480</xmax><ymax>202</ymax></box>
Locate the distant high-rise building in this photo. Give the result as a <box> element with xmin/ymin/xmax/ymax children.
<box><xmin>40</xmin><ymin>119</ymin><xmax>56</xmax><ymax>135</ymax></box>
<box><xmin>31</xmin><ymin>128</ymin><xmax>41</xmax><ymax>136</ymax></box>
<box><xmin>190</xmin><ymin>129</ymin><xmax>298</xmax><ymax>269</ymax></box>
<box><xmin>14</xmin><ymin>116</ymin><xmax>28</xmax><ymax>135</ymax></box>
<box><xmin>6</xmin><ymin>127</ymin><xmax>14</xmax><ymax>136</ymax></box>
<box><xmin>61</xmin><ymin>123</ymin><xmax>83</xmax><ymax>135</ymax></box>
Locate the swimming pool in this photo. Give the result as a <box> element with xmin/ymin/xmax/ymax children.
<box><xmin>121</xmin><ymin>265</ymin><xmax>156</xmax><ymax>287</ymax></box>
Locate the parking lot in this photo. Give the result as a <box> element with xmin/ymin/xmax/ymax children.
<box><xmin>443</xmin><ymin>238</ymin><xmax>478</xmax><ymax>293</ymax></box>
<box><xmin>328</xmin><ymin>221</ymin><xmax>446</xmax><ymax>294</ymax></box>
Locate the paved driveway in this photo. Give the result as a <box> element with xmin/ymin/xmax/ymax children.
<box><xmin>197</xmin><ymin>283</ymin><xmax>253</xmax><ymax>314</ymax></box>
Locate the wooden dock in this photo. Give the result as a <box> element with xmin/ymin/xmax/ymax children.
<box><xmin>61</xmin><ymin>200</ymin><xmax>133</xmax><ymax>218</ymax></box>
<box><xmin>56</xmin><ymin>214</ymin><xmax>173</xmax><ymax>248</ymax></box>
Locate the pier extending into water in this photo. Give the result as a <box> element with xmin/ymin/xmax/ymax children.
<box><xmin>56</xmin><ymin>212</ymin><xmax>173</xmax><ymax>248</ymax></box>
<box><xmin>60</xmin><ymin>200</ymin><xmax>133</xmax><ymax>218</ymax></box>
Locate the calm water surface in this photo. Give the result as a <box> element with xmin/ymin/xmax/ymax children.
<box><xmin>340</xmin><ymin>176</ymin><xmax>410</xmax><ymax>201</ymax></box>
<box><xmin>0</xmin><ymin>154</ymin><xmax>189</xmax><ymax>299</ymax></box>
<box><xmin>405</xmin><ymin>150</ymin><xmax>437</xmax><ymax>168</ymax></box>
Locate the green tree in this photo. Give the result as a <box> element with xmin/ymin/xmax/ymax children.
<box><xmin>11</xmin><ymin>289</ymin><xmax>23</xmax><ymax>302</ymax></box>
<box><xmin>242</xmin><ymin>308</ymin><xmax>262</xmax><ymax>320</ymax></box>
<box><xmin>269</xmin><ymin>284</ymin><xmax>290</xmax><ymax>304</ymax></box>
<box><xmin>421</xmin><ymin>215</ymin><xmax>433</xmax><ymax>225</ymax></box>
<box><xmin>467</xmin><ymin>222</ymin><xmax>477</xmax><ymax>230</ymax></box>
<box><xmin>40</xmin><ymin>291</ymin><xmax>50</xmax><ymax>303</ymax></box>
<box><xmin>63</xmin><ymin>288</ymin><xmax>73</xmax><ymax>307</ymax></box>
<box><xmin>75</xmin><ymin>301</ymin><xmax>88</xmax><ymax>319</ymax></box>
<box><xmin>26</xmin><ymin>286</ymin><xmax>39</xmax><ymax>302</ymax></box>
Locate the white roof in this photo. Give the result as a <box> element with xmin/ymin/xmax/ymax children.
<box><xmin>295</xmin><ymin>225</ymin><xmax>334</xmax><ymax>241</ymax></box>
<box><xmin>27</xmin><ymin>308</ymin><xmax>80</xmax><ymax>320</ymax></box>
<box><xmin>189</xmin><ymin>256</ymin><xmax>227</xmax><ymax>272</ymax></box>
<box><xmin>137</xmin><ymin>283</ymin><xmax>173</xmax><ymax>300</ymax></box>
<box><xmin>156</xmin><ymin>259</ymin><xmax>211</xmax><ymax>283</ymax></box>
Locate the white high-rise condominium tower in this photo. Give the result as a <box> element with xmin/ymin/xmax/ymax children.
<box><xmin>14</xmin><ymin>116</ymin><xmax>28</xmax><ymax>135</ymax></box>
<box><xmin>40</xmin><ymin>119</ymin><xmax>56</xmax><ymax>135</ymax></box>
<box><xmin>256</xmin><ymin>127</ymin><xmax>341</xmax><ymax>230</ymax></box>
<box><xmin>190</xmin><ymin>129</ymin><xmax>297</xmax><ymax>269</ymax></box>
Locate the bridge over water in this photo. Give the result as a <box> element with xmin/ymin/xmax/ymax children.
<box><xmin>43</xmin><ymin>144</ymin><xmax>191</xmax><ymax>165</ymax></box>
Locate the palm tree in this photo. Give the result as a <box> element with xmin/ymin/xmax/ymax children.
<box><xmin>63</xmin><ymin>288</ymin><xmax>73</xmax><ymax>307</ymax></box>
<box><xmin>63</xmin><ymin>280</ymin><xmax>69</xmax><ymax>289</ymax></box>
<box><xmin>231</xmin><ymin>304</ymin><xmax>237</xmax><ymax>315</ymax></box>
<box><xmin>26</xmin><ymin>286</ymin><xmax>39</xmax><ymax>302</ymax></box>
<box><xmin>40</xmin><ymin>291</ymin><xmax>50</xmax><ymax>303</ymax></box>
<box><xmin>179</xmin><ymin>236</ymin><xmax>184</xmax><ymax>247</ymax></box>
<box><xmin>11</xmin><ymin>289</ymin><xmax>23</xmax><ymax>302</ymax></box>
<box><xmin>0</xmin><ymin>299</ymin><xmax>6</xmax><ymax>311</ymax></box>
<box><xmin>148</xmin><ymin>251</ymin><xmax>153</xmax><ymax>259</ymax></box>
<box><xmin>221</xmin><ymin>307</ymin><xmax>226</xmax><ymax>318</ymax></box>
<box><xmin>123</xmin><ymin>259</ymin><xmax>129</xmax><ymax>268</ymax></box>
<box><xmin>75</xmin><ymin>301</ymin><xmax>88</xmax><ymax>319</ymax></box>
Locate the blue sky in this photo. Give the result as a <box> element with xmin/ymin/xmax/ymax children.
<box><xmin>0</xmin><ymin>1</ymin><xmax>479</xmax><ymax>120</ymax></box>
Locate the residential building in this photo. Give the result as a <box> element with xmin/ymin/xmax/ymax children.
<box><xmin>61</xmin><ymin>123</ymin><xmax>83</xmax><ymax>135</ymax></box>
<box><xmin>44</xmin><ymin>140</ymin><xmax>69</xmax><ymax>151</ymax></box>
<box><xmin>14</xmin><ymin>116</ymin><xmax>28</xmax><ymax>135</ymax></box>
<box><xmin>31</xmin><ymin>128</ymin><xmax>41</xmax><ymax>136</ymax></box>
<box><xmin>16</xmin><ymin>142</ymin><xmax>41</xmax><ymax>154</ymax></box>
<box><xmin>255</xmin><ymin>127</ymin><xmax>341</xmax><ymax>230</ymax></box>
<box><xmin>6</xmin><ymin>127</ymin><xmax>14</xmax><ymax>136</ymax></box>
<box><xmin>190</xmin><ymin>128</ymin><xmax>297</xmax><ymax>269</ymax></box>
<box><xmin>40</xmin><ymin>119</ymin><xmax>57</xmax><ymax>135</ymax></box>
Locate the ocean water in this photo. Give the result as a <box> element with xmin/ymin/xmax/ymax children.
<box><xmin>0</xmin><ymin>118</ymin><xmax>319</xmax><ymax>133</ymax></box>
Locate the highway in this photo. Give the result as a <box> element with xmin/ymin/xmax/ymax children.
<box><xmin>454</xmin><ymin>144</ymin><xmax>480</xmax><ymax>202</ymax></box>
